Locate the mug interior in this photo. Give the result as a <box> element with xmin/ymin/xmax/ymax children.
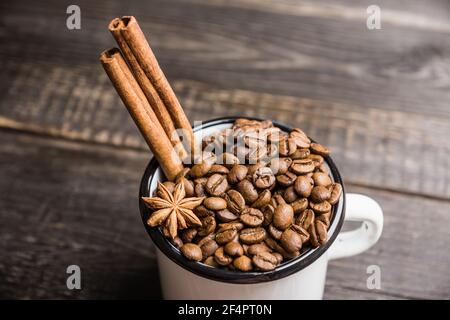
<box><xmin>139</xmin><ymin>117</ymin><xmax>346</xmax><ymax>284</ymax></box>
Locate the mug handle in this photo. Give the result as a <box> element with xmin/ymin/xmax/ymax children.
<box><xmin>328</xmin><ymin>193</ymin><xmax>383</xmax><ymax>261</ymax></box>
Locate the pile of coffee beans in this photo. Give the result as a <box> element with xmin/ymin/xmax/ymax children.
<box><xmin>157</xmin><ymin>119</ymin><xmax>342</xmax><ymax>272</ymax></box>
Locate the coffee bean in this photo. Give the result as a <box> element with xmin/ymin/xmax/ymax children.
<box><xmin>224</xmin><ymin>242</ymin><xmax>244</xmax><ymax>257</ymax></box>
<box><xmin>180</xmin><ymin>228</ymin><xmax>198</xmax><ymax>243</ymax></box>
<box><xmin>216</xmin><ymin>227</ymin><xmax>238</xmax><ymax>245</ymax></box>
<box><xmin>289</xmin><ymin>129</ymin><xmax>311</xmax><ymax>148</ymax></box>
<box><xmin>221</xmin><ymin>152</ymin><xmax>240</xmax><ymax>168</ymax></box>
<box><xmin>240</xmin><ymin>208</ymin><xmax>264</xmax><ymax>227</ymax></box>
<box><xmin>308</xmin><ymin>154</ymin><xmax>324</xmax><ymax>168</ymax></box>
<box><xmin>176</xmin><ymin>176</ymin><xmax>195</xmax><ymax>197</ymax></box>
<box><xmin>197</xmin><ymin>234</ymin><xmax>215</xmax><ymax>247</ymax></box>
<box><xmin>294</xmin><ymin>176</ymin><xmax>314</xmax><ymax>197</ymax></box>
<box><xmin>283</xmin><ymin>186</ymin><xmax>298</xmax><ymax>203</ymax></box>
<box><xmin>309</xmin><ymin>220</ymin><xmax>328</xmax><ymax>247</ymax></box>
<box><xmin>291</xmin><ymin>198</ymin><xmax>309</xmax><ymax>214</ymax></box>
<box><xmin>253</xmin><ymin>167</ymin><xmax>275</xmax><ymax>189</ymax></box>
<box><xmin>247</xmin><ymin>162</ymin><xmax>267</xmax><ymax>176</ymax></box>
<box><xmin>295</xmin><ymin>209</ymin><xmax>315</xmax><ymax>230</ymax></box>
<box><xmin>272</xmin><ymin>252</ymin><xmax>283</xmax><ymax>265</ymax></box>
<box><xmin>194</xmin><ymin>205</ymin><xmax>215</xmax><ymax>218</ymax></box>
<box><xmin>261</xmin><ymin>204</ymin><xmax>275</xmax><ymax>226</ymax></box>
<box><xmin>310</xmin><ymin>143</ymin><xmax>330</xmax><ymax>156</ymax></box>
<box><xmin>247</xmin><ymin>243</ymin><xmax>271</xmax><ymax>255</ymax></box>
<box><xmin>252</xmin><ymin>252</ymin><xmax>278</xmax><ymax>271</ymax></box>
<box><xmin>268</xmin><ymin>157</ymin><xmax>292</xmax><ymax>175</ymax></box>
<box><xmin>233</xmin><ymin>255</ymin><xmax>253</xmax><ymax>271</ymax></box>
<box><xmin>180</xmin><ymin>243</ymin><xmax>202</xmax><ymax>261</ymax></box>
<box><xmin>268</xmin><ymin>224</ymin><xmax>283</xmax><ymax>240</ymax></box>
<box><xmin>279</xmin><ymin>137</ymin><xmax>297</xmax><ymax>156</ymax></box>
<box><xmin>218</xmin><ymin>221</ymin><xmax>244</xmax><ymax>232</ymax></box>
<box><xmin>276</xmin><ymin>171</ymin><xmax>297</xmax><ymax>187</ymax></box>
<box><xmin>209</xmin><ymin>164</ymin><xmax>229</xmax><ymax>175</ymax></box>
<box><xmin>200</xmin><ymin>239</ymin><xmax>219</xmax><ymax>260</ymax></box>
<box><xmin>290</xmin><ymin>159</ymin><xmax>315</xmax><ymax>175</ymax></box>
<box><xmin>216</xmin><ymin>209</ymin><xmax>239</xmax><ymax>222</ymax></box>
<box><xmin>311</xmin><ymin>186</ymin><xmax>331</xmax><ymax>203</ymax></box>
<box><xmin>316</xmin><ymin>211</ymin><xmax>331</xmax><ymax>228</ymax></box>
<box><xmin>224</xmin><ymin>189</ymin><xmax>246</xmax><ymax>214</ymax></box>
<box><xmin>204</xmin><ymin>197</ymin><xmax>227</xmax><ymax>210</ymax></box>
<box><xmin>170</xmin><ymin>236</ymin><xmax>183</xmax><ymax>249</ymax></box>
<box><xmin>194</xmin><ymin>178</ymin><xmax>208</xmax><ymax>197</ymax></box>
<box><xmin>280</xmin><ymin>229</ymin><xmax>303</xmax><ymax>253</ymax></box>
<box><xmin>236</xmin><ymin>179</ymin><xmax>259</xmax><ymax>204</ymax></box>
<box><xmin>190</xmin><ymin>160</ymin><xmax>214</xmax><ymax>178</ymax></box>
<box><xmin>317</xmin><ymin>164</ymin><xmax>328</xmax><ymax>174</ymax></box>
<box><xmin>265</xmin><ymin>237</ymin><xmax>295</xmax><ymax>259</ymax></box>
<box><xmin>312</xmin><ymin>172</ymin><xmax>332</xmax><ymax>187</ymax></box>
<box><xmin>266</xmin><ymin>127</ymin><xmax>284</xmax><ymax>143</ymax></box>
<box><xmin>157</xmin><ymin>181</ymin><xmax>176</xmax><ymax>198</ymax></box>
<box><xmin>290</xmin><ymin>148</ymin><xmax>310</xmax><ymax>160</ymax></box>
<box><xmin>214</xmin><ymin>247</ymin><xmax>233</xmax><ymax>266</ymax></box>
<box><xmin>272</xmin><ymin>194</ymin><xmax>286</xmax><ymax>206</ymax></box>
<box><xmin>198</xmin><ymin>216</ymin><xmax>216</xmax><ymax>236</ymax></box>
<box><xmin>206</xmin><ymin>174</ymin><xmax>228</xmax><ymax>196</ymax></box>
<box><xmin>203</xmin><ymin>256</ymin><xmax>219</xmax><ymax>267</ymax></box>
<box><xmin>310</xmin><ymin>200</ymin><xmax>331</xmax><ymax>214</ymax></box>
<box><xmin>273</xmin><ymin>204</ymin><xmax>294</xmax><ymax>230</ymax></box>
<box><xmin>239</xmin><ymin>227</ymin><xmax>267</xmax><ymax>244</ymax></box>
<box><xmin>252</xmin><ymin>189</ymin><xmax>271</xmax><ymax>209</ymax></box>
<box><xmin>291</xmin><ymin>224</ymin><xmax>310</xmax><ymax>243</ymax></box>
<box><xmin>228</xmin><ymin>165</ymin><xmax>248</xmax><ymax>184</ymax></box>
<box><xmin>328</xmin><ymin>183</ymin><xmax>342</xmax><ymax>205</ymax></box>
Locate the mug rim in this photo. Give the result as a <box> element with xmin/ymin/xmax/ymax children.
<box><xmin>139</xmin><ymin>116</ymin><xmax>346</xmax><ymax>284</ymax></box>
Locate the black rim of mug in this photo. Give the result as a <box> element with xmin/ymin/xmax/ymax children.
<box><xmin>139</xmin><ymin>116</ymin><xmax>346</xmax><ymax>284</ymax></box>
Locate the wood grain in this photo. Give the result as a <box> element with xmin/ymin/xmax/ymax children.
<box><xmin>0</xmin><ymin>130</ymin><xmax>449</xmax><ymax>299</ymax></box>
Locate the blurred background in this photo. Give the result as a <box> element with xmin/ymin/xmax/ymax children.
<box><xmin>0</xmin><ymin>0</ymin><xmax>449</xmax><ymax>299</ymax></box>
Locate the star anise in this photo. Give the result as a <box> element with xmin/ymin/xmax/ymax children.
<box><xmin>142</xmin><ymin>182</ymin><xmax>204</xmax><ymax>239</ymax></box>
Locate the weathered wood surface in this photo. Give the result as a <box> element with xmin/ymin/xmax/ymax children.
<box><xmin>1</xmin><ymin>131</ymin><xmax>449</xmax><ymax>299</ymax></box>
<box><xmin>0</xmin><ymin>0</ymin><xmax>449</xmax><ymax>299</ymax></box>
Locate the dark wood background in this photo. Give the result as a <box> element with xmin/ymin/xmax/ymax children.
<box><xmin>1</xmin><ymin>0</ymin><xmax>449</xmax><ymax>299</ymax></box>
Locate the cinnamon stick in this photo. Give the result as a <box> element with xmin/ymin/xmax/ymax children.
<box><xmin>108</xmin><ymin>18</ymin><xmax>188</xmax><ymax>161</ymax></box>
<box><xmin>100</xmin><ymin>48</ymin><xmax>183</xmax><ymax>181</ymax></box>
<box><xmin>119</xmin><ymin>16</ymin><xmax>195</xmax><ymax>156</ymax></box>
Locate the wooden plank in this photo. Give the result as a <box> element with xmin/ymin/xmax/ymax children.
<box><xmin>0</xmin><ymin>130</ymin><xmax>449</xmax><ymax>299</ymax></box>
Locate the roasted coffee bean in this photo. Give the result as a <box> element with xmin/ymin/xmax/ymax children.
<box><xmin>309</xmin><ymin>220</ymin><xmax>328</xmax><ymax>247</ymax></box>
<box><xmin>224</xmin><ymin>241</ymin><xmax>244</xmax><ymax>257</ymax></box>
<box><xmin>276</xmin><ymin>171</ymin><xmax>297</xmax><ymax>187</ymax></box>
<box><xmin>295</xmin><ymin>209</ymin><xmax>315</xmax><ymax>230</ymax></box>
<box><xmin>291</xmin><ymin>198</ymin><xmax>309</xmax><ymax>214</ymax></box>
<box><xmin>180</xmin><ymin>228</ymin><xmax>198</xmax><ymax>243</ymax></box>
<box><xmin>204</xmin><ymin>197</ymin><xmax>227</xmax><ymax>210</ymax></box>
<box><xmin>294</xmin><ymin>176</ymin><xmax>314</xmax><ymax>197</ymax></box>
<box><xmin>180</xmin><ymin>243</ymin><xmax>202</xmax><ymax>261</ymax></box>
<box><xmin>190</xmin><ymin>160</ymin><xmax>214</xmax><ymax>178</ymax></box>
<box><xmin>170</xmin><ymin>236</ymin><xmax>183</xmax><ymax>249</ymax></box>
<box><xmin>311</xmin><ymin>186</ymin><xmax>331</xmax><ymax>203</ymax></box>
<box><xmin>209</xmin><ymin>164</ymin><xmax>229</xmax><ymax>175</ymax></box>
<box><xmin>247</xmin><ymin>243</ymin><xmax>271</xmax><ymax>255</ymax></box>
<box><xmin>194</xmin><ymin>178</ymin><xmax>208</xmax><ymax>197</ymax></box>
<box><xmin>290</xmin><ymin>148</ymin><xmax>310</xmax><ymax>160</ymax></box>
<box><xmin>283</xmin><ymin>186</ymin><xmax>298</xmax><ymax>203</ymax></box>
<box><xmin>280</xmin><ymin>229</ymin><xmax>303</xmax><ymax>253</ymax></box>
<box><xmin>215</xmin><ymin>209</ymin><xmax>239</xmax><ymax>222</ymax></box>
<box><xmin>218</xmin><ymin>221</ymin><xmax>244</xmax><ymax>232</ymax></box>
<box><xmin>203</xmin><ymin>256</ymin><xmax>219</xmax><ymax>267</ymax></box>
<box><xmin>206</xmin><ymin>174</ymin><xmax>228</xmax><ymax>196</ymax></box>
<box><xmin>216</xmin><ymin>227</ymin><xmax>238</xmax><ymax>245</ymax></box>
<box><xmin>198</xmin><ymin>216</ymin><xmax>216</xmax><ymax>236</ymax></box>
<box><xmin>221</xmin><ymin>152</ymin><xmax>240</xmax><ymax>168</ymax></box>
<box><xmin>214</xmin><ymin>247</ymin><xmax>233</xmax><ymax>266</ymax></box>
<box><xmin>194</xmin><ymin>205</ymin><xmax>215</xmax><ymax>218</ymax></box>
<box><xmin>310</xmin><ymin>200</ymin><xmax>331</xmax><ymax>214</ymax></box>
<box><xmin>252</xmin><ymin>189</ymin><xmax>271</xmax><ymax>209</ymax></box>
<box><xmin>176</xmin><ymin>176</ymin><xmax>195</xmax><ymax>197</ymax></box>
<box><xmin>291</xmin><ymin>224</ymin><xmax>310</xmax><ymax>243</ymax></box>
<box><xmin>316</xmin><ymin>211</ymin><xmax>331</xmax><ymax>228</ymax></box>
<box><xmin>273</xmin><ymin>204</ymin><xmax>294</xmax><ymax>230</ymax></box>
<box><xmin>261</xmin><ymin>204</ymin><xmax>275</xmax><ymax>226</ymax></box>
<box><xmin>224</xmin><ymin>189</ymin><xmax>246</xmax><ymax>214</ymax></box>
<box><xmin>200</xmin><ymin>239</ymin><xmax>219</xmax><ymax>260</ymax></box>
<box><xmin>252</xmin><ymin>252</ymin><xmax>278</xmax><ymax>271</ymax></box>
<box><xmin>290</xmin><ymin>129</ymin><xmax>311</xmax><ymax>148</ymax></box>
<box><xmin>279</xmin><ymin>137</ymin><xmax>297</xmax><ymax>156</ymax></box>
<box><xmin>233</xmin><ymin>255</ymin><xmax>253</xmax><ymax>271</ymax></box>
<box><xmin>228</xmin><ymin>165</ymin><xmax>248</xmax><ymax>184</ymax></box>
<box><xmin>308</xmin><ymin>154</ymin><xmax>324</xmax><ymax>168</ymax></box>
<box><xmin>328</xmin><ymin>183</ymin><xmax>342</xmax><ymax>205</ymax></box>
<box><xmin>272</xmin><ymin>194</ymin><xmax>286</xmax><ymax>206</ymax></box>
<box><xmin>268</xmin><ymin>157</ymin><xmax>292</xmax><ymax>175</ymax></box>
<box><xmin>253</xmin><ymin>167</ymin><xmax>275</xmax><ymax>189</ymax></box>
<box><xmin>266</xmin><ymin>127</ymin><xmax>284</xmax><ymax>143</ymax></box>
<box><xmin>310</xmin><ymin>143</ymin><xmax>330</xmax><ymax>156</ymax></box>
<box><xmin>236</xmin><ymin>179</ymin><xmax>259</xmax><ymax>204</ymax></box>
<box><xmin>240</xmin><ymin>208</ymin><xmax>264</xmax><ymax>227</ymax></box>
<box><xmin>273</xmin><ymin>252</ymin><xmax>283</xmax><ymax>265</ymax></box>
<box><xmin>268</xmin><ymin>224</ymin><xmax>283</xmax><ymax>240</ymax></box>
<box><xmin>247</xmin><ymin>162</ymin><xmax>266</xmax><ymax>176</ymax></box>
<box><xmin>197</xmin><ymin>234</ymin><xmax>215</xmax><ymax>247</ymax></box>
<box><xmin>290</xmin><ymin>159</ymin><xmax>315</xmax><ymax>174</ymax></box>
<box><xmin>157</xmin><ymin>181</ymin><xmax>176</xmax><ymax>197</ymax></box>
<box><xmin>239</xmin><ymin>227</ymin><xmax>267</xmax><ymax>244</ymax></box>
<box><xmin>317</xmin><ymin>164</ymin><xmax>328</xmax><ymax>174</ymax></box>
<box><xmin>265</xmin><ymin>237</ymin><xmax>293</xmax><ymax>259</ymax></box>
<box><xmin>312</xmin><ymin>172</ymin><xmax>332</xmax><ymax>187</ymax></box>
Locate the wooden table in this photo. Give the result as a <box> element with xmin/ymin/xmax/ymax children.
<box><xmin>1</xmin><ymin>0</ymin><xmax>449</xmax><ymax>299</ymax></box>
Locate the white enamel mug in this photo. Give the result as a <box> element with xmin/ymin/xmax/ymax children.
<box><xmin>139</xmin><ymin>118</ymin><xmax>383</xmax><ymax>300</ymax></box>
